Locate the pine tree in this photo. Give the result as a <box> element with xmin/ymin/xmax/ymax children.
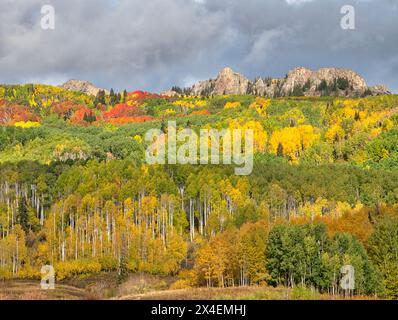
<box><xmin>94</xmin><ymin>90</ymin><xmax>106</xmax><ymax>106</ymax></box>
<box><xmin>122</xmin><ymin>90</ymin><xmax>128</xmax><ymax>103</ymax></box>
<box><xmin>17</xmin><ymin>198</ymin><xmax>29</xmax><ymax>232</ymax></box>
<box><xmin>110</xmin><ymin>89</ymin><xmax>118</xmax><ymax>106</ymax></box>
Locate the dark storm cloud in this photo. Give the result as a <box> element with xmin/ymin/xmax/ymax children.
<box><xmin>0</xmin><ymin>0</ymin><xmax>397</xmax><ymax>92</ymax></box>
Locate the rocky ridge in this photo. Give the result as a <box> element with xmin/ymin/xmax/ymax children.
<box><xmin>164</xmin><ymin>67</ymin><xmax>390</xmax><ymax>98</ymax></box>
<box><xmin>60</xmin><ymin>80</ymin><xmax>109</xmax><ymax>96</ymax></box>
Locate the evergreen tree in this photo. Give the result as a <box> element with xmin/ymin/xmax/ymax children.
<box><xmin>94</xmin><ymin>90</ymin><xmax>106</xmax><ymax>106</ymax></box>
<box><xmin>17</xmin><ymin>198</ymin><xmax>29</xmax><ymax>232</ymax></box>
<box><xmin>122</xmin><ymin>89</ymin><xmax>128</xmax><ymax>103</ymax></box>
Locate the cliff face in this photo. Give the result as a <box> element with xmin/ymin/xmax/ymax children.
<box><xmin>60</xmin><ymin>80</ymin><xmax>109</xmax><ymax>96</ymax></box>
<box><xmin>171</xmin><ymin>67</ymin><xmax>390</xmax><ymax>98</ymax></box>
<box><xmin>190</xmin><ymin>67</ymin><xmax>249</xmax><ymax>96</ymax></box>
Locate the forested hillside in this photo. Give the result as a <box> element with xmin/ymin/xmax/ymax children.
<box><xmin>1</xmin><ymin>83</ymin><xmax>398</xmax><ymax>299</ymax></box>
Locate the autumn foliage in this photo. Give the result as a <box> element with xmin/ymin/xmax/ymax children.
<box><xmin>0</xmin><ymin>101</ymin><xmax>40</xmax><ymax>125</ymax></box>
<box><xmin>103</xmin><ymin>103</ymin><xmax>144</xmax><ymax>119</ymax></box>
<box><xmin>69</xmin><ymin>107</ymin><xmax>98</xmax><ymax>125</ymax></box>
<box><xmin>191</xmin><ymin>109</ymin><xmax>211</xmax><ymax>116</ymax></box>
<box><xmin>127</xmin><ymin>90</ymin><xmax>163</xmax><ymax>102</ymax></box>
<box><xmin>107</xmin><ymin>115</ymin><xmax>153</xmax><ymax>124</ymax></box>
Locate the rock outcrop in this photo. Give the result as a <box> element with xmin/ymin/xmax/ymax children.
<box><xmin>174</xmin><ymin>67</ymin><xmax>390</xmax><ymax>98</ymax></box>
<box><xmin>190</xmin><ymin>67</ymin><xmax>250</xmax><ymax>96</ymax></box>
<box><xmin>60</xmin><ymin>80</ymin><xmax>109</xmax><ymax>96</ymax></box>
<box><xmin>161</xmin><ymin>89</ymin><xmax>180</xmax><ymax>97</ymax></box>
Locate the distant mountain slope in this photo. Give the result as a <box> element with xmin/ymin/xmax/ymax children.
<box><xmin>60</xmin><ymin>80</ymin><xmax>109</xmax><ymax>96</ymax></box>
<box><xmin>165</xmin><ymin>67</ymin><xmax>391</xmax><ymax>98</ymax></box>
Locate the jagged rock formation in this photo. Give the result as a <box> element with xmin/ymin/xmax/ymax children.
<box><xmin>173</xmin><ymin>67</ymin><xmax>390</xmax><ymax>98</ymax></box>
<box><xmin>60</xmin><ymin>80</ymin><xmax>109</xmax><ymax>96</ymax></box>
<box><xmin>189</xmin><ymin>67</ymin><xmax>249</xmax><ymax>96</ymax></box>
<box><xmin>161</xmin><ymin>89</ymin><xmax>180</xmax><ymax>97</ymax></box>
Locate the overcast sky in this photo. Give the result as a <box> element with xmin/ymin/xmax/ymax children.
<box><xmin>0</xmin><ymin>0</ymin><xmax>397</xmax><ymax>92</ymax></box>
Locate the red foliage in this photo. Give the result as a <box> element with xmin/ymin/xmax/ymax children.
<box><xmin>127</xmin><ymin>90</ymin><xmax>164</xmax><ymax>103</ymax></box>
<box><xmin>107</xmin><ymin>116</ymin><xmax>153</xmax><ymax>125</ymax></box>
<box><xmin>52</xmin><ymin>101</ymin><xmax>81</xmax><ymax>118</ymax></box>
<box><xmin>103</xmin><ymin>103</ymin><xmax>144</xmax><ymax>119</ymax></box>
<box><xmin>69</xmin><ymin>107</ymin><xmax>98</xmax><ymax>125</ymax></box>
<box><xmin>0</xmin><ymin>103</ymin><xmax>40</xmax><ymax>125</ymax></box>
<box><xmin>127</xmin><ymin>90</ymin><xmax>151</xmax><ymax>98</ymax></box>
<box><xmin>96</xmin><ymin>103</ymin><xmax>107</xmax><ymax>112</ymax></box>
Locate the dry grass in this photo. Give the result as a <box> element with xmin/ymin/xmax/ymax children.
<box><xmin>115</xmin><ymin>286</ymin><xmax>288</xmax><ymax>300</ymax></box>
<box><xmin>0</xmin><ymin>273</ymin><xmax>174</xmax><ymax>300</ymax></box>
<box><xmin>114</xmin><ymin>286</ymin><xmax>381</xmax><ymax>301</ymax></box>
<box><xmin>0</xmin><ymin>280</ymin><xmax>89</xmax><ymax>300</ymax></box>
<box><xmin>0</xmin><ymin>277</ymin><xmax>381</xmax><ymax>301</ymax></box>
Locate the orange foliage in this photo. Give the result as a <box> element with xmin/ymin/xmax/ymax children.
<box><xmin>317</xmin><ymin>209</ymin><xmax>374</xmax><ymax>247</ymax></box>
<box><xmin>0</xmin><ymin>102</ymin><xmax>40</xmax><ymax>125</ymax></box>
<box><xmin>127</xmin><ymin>90</ymin><xmax>163</xmax><ymax>102</ymax></box>
<box><xmin>127</xmin><ymin>90</ymin><xmax>166</xmax><ymax>105</ymax></box>
<box><xmin>69</xmin><ymin>107</ymin><xmax>97</xmax><ymax>125</ymax></box>
<box><xmin>107</xmin><ymin>116</ymin><xmax>153</xmax><ymax>124</ymax></box>
<box><xmin>103</xmin><ymin>103</ymin><xmax>144</xmax><ymax>119</ymax></box>
<box><xmin>191</xmin><ymin>109</ymin><xmax>211</xmax><ymax>116</ymax></box>
<box><xmin>52</xmin><ymin>101</ymin><xmax>82</xmax><ymax>118</ymax></box>
<box><xmin>290</xmin><ymin>208</ymin><xmax>374</xmax><ymax>247</ymax></box>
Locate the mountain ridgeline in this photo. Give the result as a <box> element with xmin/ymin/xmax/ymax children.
<box><xmin>165</xmin><ymin>67</ymin><xmax>391</xmax><ymax>98</ymax></box>
<box><xmin>60</xmin><ymin>79</ymin><xmax>110</xmax><ymax>96</ymax></box>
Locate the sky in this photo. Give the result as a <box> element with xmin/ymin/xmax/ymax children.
<box><xmin>0</xmin><ymin>0</ymin><xmax>397</xmax><ymax>93</ymax></box>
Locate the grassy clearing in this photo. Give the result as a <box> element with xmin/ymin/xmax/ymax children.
<box><xmin>0</xmin><ymin>275</ymin><xmax>380</xmax><ymax>300</ymax></box>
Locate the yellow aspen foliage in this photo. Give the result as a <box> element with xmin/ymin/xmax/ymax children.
<box><xmin>269</xmin><ymin>125</ymin><xmax>319</xmax><ymax>162</ymax></box>
<box><xmin>174</xmin><ymin>99</ymin><xmax>207</xmax><ymax>109</ymax></box>
<box><xmin>325</xmin><ymin>124</ymin><xmax>345</xmax><ymax>143</ymax></box>
<box><xmin>383</xmin><ymin>119</ymin><xmax>394</xmax><ymax>131</ymax></box>
<box><xmin>333</xmin><ymin>98</ymin><xmax>359</xmax><ymax>111</ymax></box>
<box><xmin>370</xmin><ymin>127</ymin><xmax>382</xmax><ymax>138</ymax></box>
<box><xmin>133</xmin><ymin>135</ymin><xmax>142</xmax><ymax>144</ymax></box>
<box><xmin>330</xmin><ymin>105</ymin><xmax>357</xmax><ymax>124</ymax></box>
<box><xmin>141</xmin><ymin>164</ymin><xmax>149</xmax><ymax>176</ymax></box>
<box><xmin>164</xmin><ymin>108</ymin><xmax>176</xmax><ymax>116</ymax></box>
<box><xmin>140</xmin><ymin>196</ymin><xmax>157</xmax><ymax>216</ymax></box>
<box><xmin>126</xmin><ymin>99</ymin><xmax>138</xmax><ymax>106</ymax></box>
<box><xmin>332</xmin><ymin>201</ymin><xmax>354</xmax><ymax>218</ymax></box>
<box><xmin>55</xmin><ymin>260</ymin><xmax>102</xmax><ymax>281</ymax></box>
<box><xmin>171</xmin><ymin>269</ymin><xmax>198</xmax><ymax>289</ymax></box>
<box><xmin>343</xmin><ymin>99</ymin><xmax>358</xmax><ymax>108</ymax></box>
<box><xmin>249</xmin><ymin>98</ymin><xmax>271</xmax><ymax>116</ymax></box>
<box><xmin>229</xmin><ymin>120</ymin><xmax>268</xmax><ymax>152</ymax></box>
<box><xmin>154</xmin><ymin>231</ymin><xmax>187</xmax><ymax>274</ymax></box>
<box><xmin>28</xmin><ymin>94</ymin><xmax>38</xmax><ymax>107</ymax></box>
<box><xmin>14</xmin><ymin>121</ymin><xmax>41</xmax><ymax>128</ymax></box>
<box><xmin>353</xmin><ymin>111</ymin><xmax>386</xmax><ymax>133</ymax></box>
<box><xmin>280</xmin><ymin>108</ymin><xmax>306</xmax><ymax>126</ymax></box>
<box><xmin>224</xmin><ymin>101</ymin><xmax>241</xmax><ymax>109</ymax></box>
<box><xmin>195</xmin><ymin>243</ymin><xmax>218</xmax><ymax>286</ymax></box>
<box><xmin>41</xmin><ymin>96</ymin><xmax>57</xmax><ymax>109</ymax></box>
<box><xmin>298</xmin><ymin>125</ymin><xmax>319</xmax><ymax>150</ymax></box>
<box><xmin>195</xmin><ymin>100</ymin><xmax>207</xmax><ymax>108</ymax></box>
<box><xmin>0</xmin><ymin>225</ymin><xmax>28</xmax><ymax>278</ymax></box>
<box><xmin>299</xmin><ymin>197</ymin><xmax>329</xmax><ymax>219</ymax></box>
